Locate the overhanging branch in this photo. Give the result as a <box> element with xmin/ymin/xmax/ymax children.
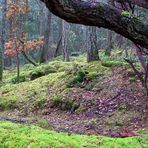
<box><xmin>42</xmin><ymin>0</ymin><xmax>148</xmax><ymax>49</ymax></box>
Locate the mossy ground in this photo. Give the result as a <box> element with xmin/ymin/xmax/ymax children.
<box><xmin>0</xmin><ymin>121</ymin><xmax>147</xmax><ymax>148</ymax></box>
<box><xmin>0</xmin><ymin>52</ymin><xmax>148</xmax><ymax>147</ymax></box>
<box><xmin>0</xmin><ymin>54</ymin><xmax>110</xmax><ymax>112</ymax></box>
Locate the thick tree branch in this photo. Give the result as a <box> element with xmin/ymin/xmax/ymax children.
<box><xmin>42</xmin><ymin>0</ymin><xmax>148</xmax><ymax>49</ymax></box>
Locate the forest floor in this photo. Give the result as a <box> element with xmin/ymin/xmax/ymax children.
<box><xmin>0</xmin><ymin>53</ymin><xmax>148</xmax><ymax>147</ymax></box>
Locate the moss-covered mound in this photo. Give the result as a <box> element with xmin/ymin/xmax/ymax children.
<box><xmin>0</xmin><ymin>56</ymin><xmax>110</xmax><ymax>113</ymax></box>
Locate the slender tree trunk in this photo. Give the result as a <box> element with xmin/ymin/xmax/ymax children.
<box><xmin>87</xmin><ymin>27</ymin><xmax>99</xmax><ymax>62</ymax></box>
<box><xmin>16</xmin><ymin>53</ymin><xmax>20</xmax><ymax>83</ymax></box>
<box><xmin>105</xmin><ymin>30</ymin><xmax>113</xmax><ymax>56</ymax></box>
<box><xmin>62</xmin><ymin>20</ymin><xmax>70</xmax><ymax>62</ymax></box>
<box><xmin>54</xmin><ymin>35</ymin><xmax>62</xmax><ymax>57</ymax></box>
<box><xmin>40</xmin><ymin>7</ymin><xmax>52</xmax><ymax>63</ymax></box>
<box><xmin>135</xmin><ymin>46</ymin><xmax>147</xmax><ymax>72</ymax></box>
<box><xmin>0</xmin><ymin>0</ymin><xmax>7</xmax><ymax>84</ymax></box>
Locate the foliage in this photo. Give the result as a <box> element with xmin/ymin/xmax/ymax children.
<box><xmin>4</xmin><ymin>37</ymin><xmax>44</xmax><ymax>57</ymax></box>
<box><xmin>5</xmin><ymin>0</ymin><xmax>44</xmax><ymax>58</ymax></box>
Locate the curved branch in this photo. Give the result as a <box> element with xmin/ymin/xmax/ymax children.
<box><xmin>42</xmin><ymin>0</ymin><xmax>148</xmax><ymax>49</ymax></box>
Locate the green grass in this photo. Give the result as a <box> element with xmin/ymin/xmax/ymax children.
<box><xmin>0</xmin><ymin>121</ymin><xmax>147</xmax><ymax>148</ymax></box>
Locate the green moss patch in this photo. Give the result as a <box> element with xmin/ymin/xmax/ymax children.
<box><xmin>0</xmin><ymin>121</ymin><xmax>147</xmax><ymax>148</ymax></box>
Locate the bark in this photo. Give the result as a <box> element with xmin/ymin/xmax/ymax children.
<box><xmin>61</xmin><ymin>20</ymin><xmax>70</xmax><ymax>62</ymax></box>
<box><xmin>41</xmin><ymin>0</ymin><xmax>148</xmax><ymax>49</ymax></box>
<box><xmin>54</xmin><ymin>35</ymin><xmax>62</xmax><ymax>57</ymax></box>
<box><xmin>54</xmin><ymin>19</ymin><xmax>63</xmax><ymax>57</ymax></box>
<box><xmin>135</xmin><ymin>46</ymin><xmax>147</xmax><ymax>72</ymax></box>
<box><xmin>16</xmin><ymin>52</ymin><xmax>20</xmax><ymax>83</ymax></box>
<box><xmin>0</xmin><ymin>0</ymin><xmax>7</xmax><ymax>83</ymax></box>
<box><xmin>40</xmin><ymin>7</ymin><xmax>52</xmax><ymax>63</ymax></box>
<box><xmin>105</xmin><ymin>30</ymin><xmax>113</xmax><ymax>56</ymax></box>
<box><xmin>87</xmin><ymin>27</ymin><xmax>99</xmax><ymax>62</ymax></box>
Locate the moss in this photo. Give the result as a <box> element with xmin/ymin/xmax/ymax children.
<box><xmin>29</xmin><ymin>65</ymin><xmax>56</xmax><ymax>80</ymax></box>
<box><xmin>0</xmin><ymin>96</ymin><xmax>19</xmax><ymax>111</ymax></box>
<box><xmin>138</xmin><ymin>130</ymin><xmax>148</xmax><ymax>134</ymax></box>
<box><xmin>0</xmin><ymin>72</ymin><xmax>64</xmax><ymax>112</ymax></box>
<box><xmin>11</xmin><ymin>73</ymin><xmax>26</xmax><ymax>84</ymax></box>
<box><xmin>33</xmin><ymin>97</ymin><xmax>46</xmax><ymax>108</ymax></box>
<box><xmin>87</xmin><ymin>72</ymin><xmax>101</xmax><ymax>79</ymax></box>
<box><xmin>101</xmin><ymin>61</ymin><xmax>125</xmax><ymax>67</ymax></box>
<box><xmin>84</xmin><ymin>81</ymin><xmax>97</xmax><ymax>91</ymax></box>
<box><xmin>1</xmin><ymin>56</ymin><xmax>110</xmax><ymax>112</ymax></box>
<box><xmin>121</xmin><ymin>11</ymin><xmax>131</xmax><ymax>17</ymax></box>
<box><xmin>0</xmin><ymin>121</ymin><xmax>148</xmax><ymax>148</ymax></box>
<box><xmin>129</xmin><ymin>77</ymin><xmax>136</xmax><ymax>83</ymax></box>
<box><xmin>106</xmin><ymin>121</ymin><xmax>125</xmax><ymax>127</ymax></box>
<box><xmin>52</xmin><ymin>98</ymin><xmax>74</xmax><ymax>111</ymax></box>
<box><xmin>97</xmin><ymin>5</ymin><xmax>104</xmax><ymax>14</ymax></box>
<box><xmin>67</xmin><ymin>69</ymin><xmax>87</xmax><ymax>87</ymax></box>
<box><xmin>0</xmin><ymin>54</ymin><xmax>128</xmax><ymax>113</ymax></box>
<box><xmin>35</xmin><ymin>118</ymin><xmax>51</xmax><ymax>129</ymax></box>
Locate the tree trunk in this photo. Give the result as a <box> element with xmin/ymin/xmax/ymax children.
<box><xmin>16</xmin><ymin>53</ymin><xmax>20</xmax><ymax>83</ymax></box>
<box><xmin>0</xmin><ymin>0</ymin><xmax>7</xmax><ymax>83</ymax></box>
<box><xmin>87</xmin><ymin>27</ymin><xmax>99</xmax><ymax>62</ymax></box>
<box><xmin>105</xmin><ymin>30</ymin><xmax>113</xmax><ymax>56</ymax></box>
<box><xmin>40</xmin><ymin>6</ymin><xmax>52</xmax><ymax>63</ymax></box>
<box><xmin>54</xmin><ymin>19</ymin><xmax>63</xmax><ymax>57</ymax></box>
<box><xmin>62</xmin><ymin>20</ymin><xmax>70</xmax><ymax>62</ymax></box>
